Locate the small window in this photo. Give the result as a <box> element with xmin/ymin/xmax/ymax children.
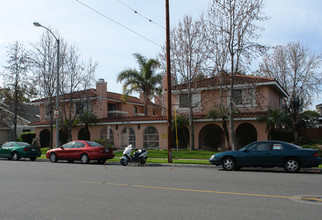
<box><xmin>73</xmin><ymin>142</ymin><xmax>85</xmax><ymax>148</ymax></box>
<box><xmin>2</xmin><ymin>142</ymin><xmax>10</xmax><ymax>148</ymax></box>
<box><xmin>17</xmin><ymin>142</ymin><xmax>30</xmax><ymax>147</ymax></box>
<box><xmin>233</xmin><ymin>90</ymin><xmax>243</xmax><ymax>105</ymax></box>
<box><xmin>179</xmin><ymin>94</ymin><xmax>189</xmax><ymax>108</ymax></box>
<box><xmin>87</xmin><ymin>141</ymin><xmax>103</xmax><ymax>147</ymax></box>
<box><xmin>247</xmin><ymin>143</ymin><xmax>269</xmax><ymax>151</ymax></box>
<box><xmin>62</xmin><ymin>142</ymin><xmax>74</xmax><ymax>149</ymax></box>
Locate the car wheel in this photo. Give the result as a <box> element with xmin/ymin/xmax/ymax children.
<box><xmin>49</xmin><ymin>153</ymin><xmax>57</xmax><ymax>163</ymax></box>
<box><xmin>140</xmin><ymin>158</ymin><xmax>146</xmax><ymax>165</ymax></box>
<box><xmin>120</xmin><ymin>158</ymin><xmax>128</xmax><ymax>166</ymax></box>
<box><xmin>284</xmin><ymin>158</ymin><xmax>300</xmax><ymax>172</ymax></box>
<box><xmin>98</xmin><ymin>159</ymin><xmax>107</xmax><ymax>164</ymax></box>
<box><xmin>12</xmin><ymin>152</ymin><xmax>20</xmax><ymax>161</ymax></box>
<box><xmin>222</xmin><ymin>157</ymin><xmax>235</xmax><ymax>171</ymax></box>
<box><xmin>30</xmin><ymin>157</ymin><xmax>37</xmax><ymax>161</ymax></box>
<box><xmin>80</xmin><ymin>154</ymin><xmax>90</xmax><ymax>164</ymax></box>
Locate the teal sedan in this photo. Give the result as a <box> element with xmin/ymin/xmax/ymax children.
<box><xmin>0</xmin><ymin>142</ymin><xmax>41</xmax><ymax>161</ymax></box>
<box><xmin>209</xmin><ymin>141</ymin><xmax>321</xmax><ymax>172</ymax></box>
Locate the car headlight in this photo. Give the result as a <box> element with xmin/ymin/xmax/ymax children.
<box><xmin>209</xmin><ymin>155</ymin><xmax>215</xmax><ymax>160</ymax></box>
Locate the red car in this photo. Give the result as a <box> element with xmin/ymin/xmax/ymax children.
<box><xmin>46</xmin><ymin>140</ymin><xmax>114</xmax><ymax>164</ymax></box>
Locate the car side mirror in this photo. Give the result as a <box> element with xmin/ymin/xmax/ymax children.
<box><xmin>243</xmin><ymin>149</ymin><xmax>248</xmax><ymax>152</ymax></box>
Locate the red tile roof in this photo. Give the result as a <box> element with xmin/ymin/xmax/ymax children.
<box><xmin>173</xmin><ymin>74</ymin><xmax>277</xmax><ymax>90</ymax></box>
<box><xmin>29</xmin><ymin>111</ymin><xmax>268</xmax><ymax>126</ymax></box>
<box><xmin>32</xmin><ymin>89</ymin><xmax>143</xmax><ymax>105</ymax></box>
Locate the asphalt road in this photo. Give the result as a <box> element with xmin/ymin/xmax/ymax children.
<box><xmin>0</xmin><ymin>159</ymin><xmax>321</xmax><ymax>220</ymax></box>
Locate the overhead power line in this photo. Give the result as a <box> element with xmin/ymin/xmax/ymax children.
<box><xmin>75</xmin><ymin>0</ymin><xmax>162</xmax><ymax>47</ymax></box>
<box><xmin>116</xmin><ymin>0</ymin><xmax>166</xmax><ymax>30</ymax></box>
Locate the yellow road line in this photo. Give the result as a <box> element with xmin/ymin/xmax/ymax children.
<box><xmin>79</xmin><ymin>180</ymin><xmax>305</xmax><ymax>200</ymax></box>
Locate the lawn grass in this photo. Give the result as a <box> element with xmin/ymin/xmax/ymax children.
<box><xmin>39</xmin><ymin>148</ymin><xmax>322</xmax><ymax>168</ymax></box>
<box><xmin>41</xmin><ymin>147</ymin><xmax>50</xmax><ymax>155</ymax></box>
<box><xmin>113</xmin><ymin>149</ymin><xmax>218</xmax><ymax>160</ymax></box>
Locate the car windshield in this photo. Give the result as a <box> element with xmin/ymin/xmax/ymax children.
<box><xmin>17</xmin><ymin>142</ymin><xmax>30</xmax><ymax>147</ymax></box>
<box><xmin>86</xmin><ymin>141</ymin><xmax>103</xmax><ymax>147</ymax></box>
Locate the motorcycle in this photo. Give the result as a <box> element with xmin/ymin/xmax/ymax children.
<box><xmin>120</xmin><ymin>144</ymin><xmax>148</xmax><ymax>166</ymax></box>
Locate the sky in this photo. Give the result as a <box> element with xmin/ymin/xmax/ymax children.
<box><xmin>0</xmin><ymin>0</ymin><xmax>322</xmax><ymax>109</ymax></box>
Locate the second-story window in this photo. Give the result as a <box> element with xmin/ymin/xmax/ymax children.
<box><xmin>179</xmin><ymin>93</ymin><xmax>201</xmax><ymax>108</ymax></box>
<box><xmin>179</xmin><ymin>94</ymin><xmax>189</xmax><ymax>108</ymax></box>
<box><xmin>232</xmin><ymin>88</ymin><xmax>256</xmax><ymax>106</ymax></box>
<box><xmin>75</xmin><ymin>100</ymin><xmax>91</xmax><ymax>116</ymax></box>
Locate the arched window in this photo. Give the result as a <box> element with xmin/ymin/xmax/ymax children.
<box><xmin>143</xmin><ymin>126</ymin><xmax>159</xmax><ymax>149</ymax></box>
<box><xmin>121</xmin><ymin>127</ymin><xmax>135</xmax><ymax>148</ymax></box>
<box><xmin>100</xmin><ymin>126</ymin><xmax>114</xmax><ymax>146</ymax></box>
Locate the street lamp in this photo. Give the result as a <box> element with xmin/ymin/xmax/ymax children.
<box><xmin>33</xmin><ymin>22</ymin><xmax>60</xmax><ymax>148</ymax></box>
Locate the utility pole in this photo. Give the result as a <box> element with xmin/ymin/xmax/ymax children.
<box><xmin>165</xmin><ymin>0</ymin><xmax>172</xmax><ymax>163</ymax></box>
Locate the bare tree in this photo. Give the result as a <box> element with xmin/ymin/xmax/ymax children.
<box><xmin>259</xmin><ymin>42</ymin><xmax>322</xmax><ymax>108</ymax></box>
<box><xmin>206</xmin><ymin>0</ymin><xmax>267</xmax><ymax>150</ymax></box>
<box><xmin>1</xmin><ymin>41</ymin><xmax>32</xmax><ymax>140</ymax></box>
<box><xmin>31</xmin><ymin>30</ymin><xmax>63</xmax><ymax>147</ymax></box>
<box><xmin>159</xmin><ymin>15</ymin><xmax>210</xmax><ymax>150</ymax></box>
<box><xmin>60</xmin><ymin>44</ymin><xmax>97</xmax><ymax>141</ymax></box>
<box><xmin>259</xmin><ymin>41</ymin><xmax>322</xmax><ymax>142</ymax></box>
<box><xmin>31</xmin><ymin>29</ymin><xmax>98</xmax><ymax>146</ymax></box>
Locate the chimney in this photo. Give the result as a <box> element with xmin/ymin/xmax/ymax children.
<box><xmin>96</xmin><ymin>78</ymin><xmax>107</xmax><ymax>98</ymax></box>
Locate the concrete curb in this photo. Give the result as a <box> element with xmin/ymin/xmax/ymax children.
<box><xmin>36</xmin><ymin>158</ymin><xmax>322</xmax><ymax>173</ymax></box>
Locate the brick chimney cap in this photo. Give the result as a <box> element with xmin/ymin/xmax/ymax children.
<box><xmin>97</xmin><ymin>78</ymin><xmax>105</xmax><ymax>83</ymax></box>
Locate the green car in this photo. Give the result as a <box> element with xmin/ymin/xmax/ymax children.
<box><xmin>0</xmin><ymin>142</ymin><xmax>41</xmax><ymax>161</ymax></box>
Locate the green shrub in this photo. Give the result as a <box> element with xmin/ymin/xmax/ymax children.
<box><xmin>94</xmin><ymin>139</ymin><xmax>117</xmax><ymax>150</ymax></box>
<box><xmin>270</xmin><ymin>130</ymin><xmax>294</xmax><ymax>142</ymax></box>
<box><xmin>20</xmin><ymin>132</ymin><xmax>36</xmax><ymax>144</ymax></box>
<box><xmin>298</xmin><ymin>136</ymin><xmax>308</xmax><ymax>145</ymax></box>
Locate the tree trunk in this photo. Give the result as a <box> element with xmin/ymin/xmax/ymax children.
<box><xmin>222</xmin><ymin>118</ymin><xmax>231</xmax><ymax>150</ymax></box>
<box><xmin>229</xmin><ymin>75</ymin><xmax>237</xmax><ymax>150</ymax></box>
<box><xmin>189</xmin><ymin>106</ymin><xmax>195</xmax><ymax>150</ymax></box>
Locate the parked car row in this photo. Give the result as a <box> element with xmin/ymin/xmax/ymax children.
<box><xmin>209</xmin><ymin>141</ymin><xmax>321</xmax><ymax>172</ymax></box>
<box><xmin>0</xmin><ymin>141</ymin><xmax>41</xmax><ymax>161</ymax></box>
<box><xmin>1</xmin><ymin>140</ymin><xmax>321</xmax><ymax>172</ymax></box>
<box><xmin>0</xmin><ymin>140</ymin><xmax>114</xmax><ymax>164</ymax></box>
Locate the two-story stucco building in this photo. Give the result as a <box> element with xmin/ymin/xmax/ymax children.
<box><xmin>30</xmin><ymin>74</ymin><xmax>288</xmax><ymax>150</ymax></box>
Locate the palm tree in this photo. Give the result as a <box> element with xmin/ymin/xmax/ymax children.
<box><xmin>117</xmin><ymin>53</ymin><xmax>162</xmax><ymax>116</ymax></box>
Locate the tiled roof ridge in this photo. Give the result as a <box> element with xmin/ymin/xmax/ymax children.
<box><xmin>235</xmin><ymin>74</ymin><xmax>275</xmax><ymax>81</ymax></box>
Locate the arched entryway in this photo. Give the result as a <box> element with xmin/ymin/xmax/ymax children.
<box><xmin>171</xmin><ymin>126</ymin><xmax>190</xmax><ymax>149</ymax></box>
<box><xmin>199</xmin><ymin>124</ymin><xmax>225</xmax><ymax>150</ymax></box>
<box><xmin>100</xmin><ymin>126</ymin><xmax>114</xmax><ymax>146</ymax></box>
<box><xmin>121</xmin><ymin>127</ymin><xmax>135</xmax><ymax>148</ymax></box>
<box><xmin>78</xmin><ymin>127</ymin><xmax>90</xmax><ymax>140</ymax></box>
<box><xmin>236</xmin><ymin>123</ymin><xmax>257</xmax><ymax>149</ymax></box>
<box><xmin>143</xmin><ymin>126</ymin><xmax>159</xmax><ymax>149</ymax></box>
<box><xmin>39</xmin><ymin>129</ymin><xmax>50</xmax><ymax>148</ymax></box>
<box><xmin>59</xmin><ymin>129</ymin><xmax>69</xmax><ymax>145</ymax></box>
